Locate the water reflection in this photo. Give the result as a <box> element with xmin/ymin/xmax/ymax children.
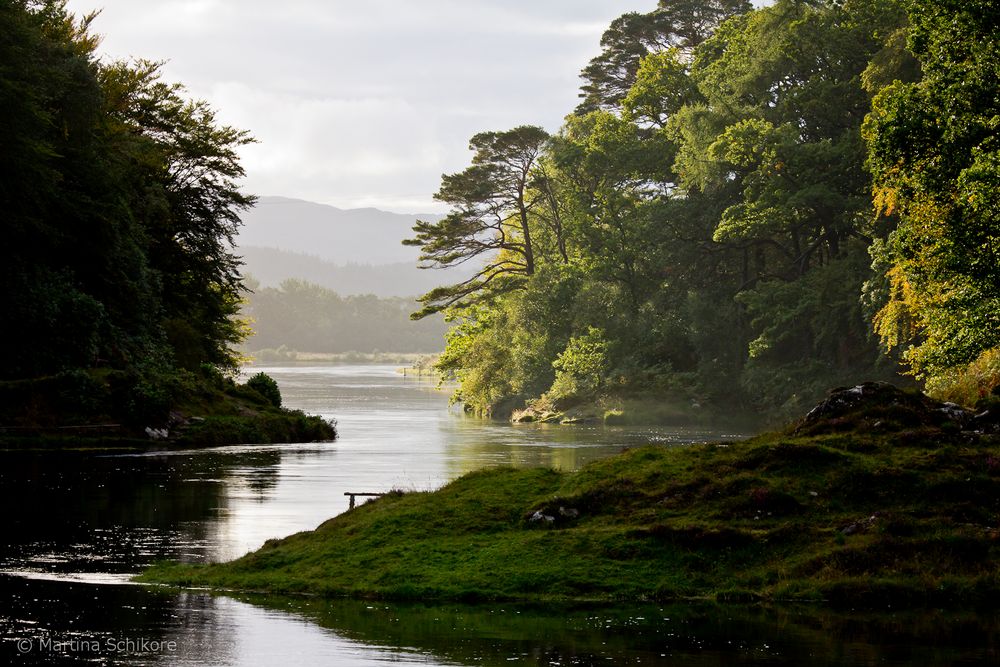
<box><xmin>0</xmin><ymin>448</ymin><xmax>278</xmax><ymax>574</ymax></box>
<box><xmin>194</xmin><ymin>596</ymin><xmax>1000</xmax><ymax>666</ymax></box>
<box><xmin>3</xmin><ymin>578</ymin><xmax>998</xmax><ymax>666</ymax></box>
<box><xmin>1</xmin><ymin>578</ymin><xmax>440</xmax><ymax>666</ymax></box>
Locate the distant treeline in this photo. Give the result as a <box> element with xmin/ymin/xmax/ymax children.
<box><xmin>243</xmin><ymin>279</ymin><xmax>448</xmax><ymax>354</ymax></box>
<box><xmin>238</xmin><ymin>245</ymin><xmax>476</xmax><ymax>298</ymax></box>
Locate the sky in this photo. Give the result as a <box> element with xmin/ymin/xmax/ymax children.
<box><xmin>64</xmin><ymin>1</ymin><xmax>663</xmax><ymax>214</ymax></box>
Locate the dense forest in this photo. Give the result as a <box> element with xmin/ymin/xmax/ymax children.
<box><xmin>0</xmin><ymin>0</ymin><xmax>330</xmax><ymax>437</ymax></box>
<box><xmin>2</xmin><ymin>0</ymin><xmax>251</xmax><ymax>379</ymax></box>
<box><xmin>242</xmin><ymin>278</ymin><xmax>448</xmax><ymax>354</ymax></box>
<box><xmin>406</xmin><ymin>0</ymin><xmax>1000</xmax><ymax>420</ymax></box>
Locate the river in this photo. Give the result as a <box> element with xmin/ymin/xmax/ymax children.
<box><xmin>1</xmin><ymin>364</ymin><xmax>996</xmax><ymax>665</ymax></box>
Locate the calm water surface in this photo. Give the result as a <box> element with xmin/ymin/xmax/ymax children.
<box><xmin>1</xmin><ymin>364</ymin><xmax>996</xmax><ymax>665</ymax></box>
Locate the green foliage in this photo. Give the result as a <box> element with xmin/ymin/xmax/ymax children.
<box><xmin>549</xmin><ymin>328</ymin><xmax>610</xmax><ymax>400</ymax></box>
<box><xmin>864</xmin><ymin>0</ymin><xmax>1000</xmax><ymax>390</ymax></box>
<box><xmin>421</xmin><ymin>0</ymin><xmax>925</xmax><ymax>419</ymax></box>
<box><xmin>924</xmin><ymin>349</ymin><xmax>1000</xmax><ymax>408</ymax></box>
<box><xmin>737</xmin><ymin>250</ymin><xmax>893</xmax><ymax>418</ymax></box>
<box><xmin>174</xmin><ymin>411</ymin><xmax>335</xmax><ymax>446</ymax></box>
<box><xmin>0</xmin><ymin>0</ymin><xmax>253</xmax><ymax>388</ymax></box>
<box><xmin>245</xmin><ymin>372</ymin><xmax>282</xmax><ymax>408</ymax></box>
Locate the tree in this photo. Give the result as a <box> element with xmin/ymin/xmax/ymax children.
<box><xmin>0</xmin><ymin>0</ymin><xmax>254</xmax><ymax>378</ymax></box>
<box><xmin>99</xmin><ymin>59</ymin><xmax>256</xmax><ymax>369</ymax></box>
<box><xmin>864</xmin><ymin>0</ymin><xmax>1000</xmax><ymax>388</ymax></box>
<box><xmin>405</xmin><ymin>126</ymin><xmax>550</xmax><ymax>318</ymax></box>
<box><xmin>577</xmin><ymin>0</ymin><xmax>750</xmax><ymax>114</ymax></box>
<box><xmin>415</xmin><ymin>0</ymin><xmax>936</xmax><ymax>420</ymax></box>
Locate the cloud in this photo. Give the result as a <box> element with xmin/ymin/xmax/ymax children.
<box><xmin>67</xmin><ymin>0</ymin><xmax>647</xmax><ymax>212</ymax></box>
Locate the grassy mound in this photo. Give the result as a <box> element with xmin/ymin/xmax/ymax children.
<box><xmin>141</xmin><ymin>384</ymin><xmax>1000</xmax><ymax>606</ymax></box>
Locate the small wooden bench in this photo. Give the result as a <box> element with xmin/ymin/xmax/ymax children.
<box><xmin>344</xmin><ymin>492</ymin><xmax>386</xmax><ymax>510</ymax></box>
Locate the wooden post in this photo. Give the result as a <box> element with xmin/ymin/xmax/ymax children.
<box><xmin>344</xmin><ymin>492</ymin><xmax>387</xmax><ymax>510</ymax></box>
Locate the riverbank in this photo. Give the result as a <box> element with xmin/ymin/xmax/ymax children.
<box><xmin>510</xmin><ymin>394</ymin><xmax>760</xmax><ymax>429</ymax></box>
<box><xmin>141</xmin><ymin>383</ymin><xmax>1000</xmax><ymax>607</ymax></box>
<box><xmin>249</xmin><ymin>349</ymin><xmax>433</xmax><ymax>364</ymax></box>
<box><xmin>0</xmin><ymin>367</ymin><xmax>336</xmax><ymax>449</ymax></box>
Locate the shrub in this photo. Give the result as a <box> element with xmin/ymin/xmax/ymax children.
<box><xmin>925</xmin><ymin>348</ymin><xmax>1000</xmax><ymax>408</ymax></box>
<box><xmin>549</xmin><ymin>327</ymin><xmax>610</xmax><ymax>400</ymax></box>
<box><xmin>245</xmin><ymin>372</ymin><xmax>282</xmax><ymax>407</ymax></box>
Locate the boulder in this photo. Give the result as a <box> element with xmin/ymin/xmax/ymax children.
<box><xmin>795</xmin><ymin>382</ymin><xmax>973</xmax><ymax>435</ymax></box>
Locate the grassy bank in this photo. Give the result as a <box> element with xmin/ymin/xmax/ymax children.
<box><xmin>141</xmin><ymin>384</ymin><xmax>1000</xmax><ymax>607</ymax></box>
<box><xmin>0</xmin><ymin>367</ymin><xmax>336</xmax><ymax>448</ymax></box>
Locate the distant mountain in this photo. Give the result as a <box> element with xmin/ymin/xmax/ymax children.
<box><xmin>239</xmin><ymin>245</ymin><xmax>470</xmax><ymax>298</ymax></box>
<box><xmin>233</xmin><ymin>196</ymin><xmax>474</xmax><ymax>298</ymax></box>
<box><xmin>235</xmin><ymin>195</ymin><xmax>442</xmax><ymax>265</ymax></box>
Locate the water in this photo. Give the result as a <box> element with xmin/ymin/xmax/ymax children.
<box><xmin>1</xmin><ymin>364</ymin><xmax>996</xmax><ymax>665</ymax></box>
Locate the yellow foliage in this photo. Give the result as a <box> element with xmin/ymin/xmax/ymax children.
<box><xmin>925</xmin><ymin>348</ymin><xmax>1000</xmax><ymax>406</ymax></box>
<box><xmin>873</xmin><ymin>265</ymin><xmax>919</xmax><ymax>353</ymax></box>
<box><xmin>872</xmin><ymin>185</ymin><xmax>898</xmax><ymax>217</ymax></box>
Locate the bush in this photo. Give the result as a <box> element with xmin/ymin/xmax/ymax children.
<box><xmin>103</xmin><ymin>369</ymin><xmax>171</xmax><ymax>427</ymax></box>
<box><xmin>549</xmin><ymin>327</ymin><xmax>610</xmax><ymax>400</ymax></box>
<box><xmin>925</xmin><ymin>348</ymin><xmax>1000</xmax><ymax>408</ymax></box>
<box><xmin>245</xmin><ymin>372</ymin><xmax>282</xmax><ymax>407</ymax></box>
<box><xmin>54</xmin><ymin>369</ymin><xmax>110</xmax><ymax>415</ymax></box>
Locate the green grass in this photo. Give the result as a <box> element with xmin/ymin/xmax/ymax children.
<box><xmin>140</xmin><ymin>401</ymin><xmax>1000</xmax><ymax>606</ymax></box>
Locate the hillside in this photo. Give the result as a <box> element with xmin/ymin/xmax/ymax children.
<box><xmin>235</xmin><ymin>196</ymin><xmax>440</xmax><ymax>266</ymax></box>
<box><xmin>239</xmin><ymin>246</ymin><xmax>472</xmax><ymax>298</ymax></box>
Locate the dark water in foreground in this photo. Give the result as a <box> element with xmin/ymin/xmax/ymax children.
<box><xmin>1</xmin><ymin>364</ymin><xmax>997</xmax><ymax>665</ymax></box>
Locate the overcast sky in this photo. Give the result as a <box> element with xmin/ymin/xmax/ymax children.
<box><xmin>63</xmin><ymin>1</ymin><xmax>671</xmax><ymax>213</ymax></box>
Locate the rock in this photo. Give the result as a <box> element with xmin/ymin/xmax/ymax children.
<box><xmin>971</xmin><ymin>408</ymin><xmax>1000</xmax><ymax>433</ymax></box>
<box><xmin>938</xmin><ymin>402</ymin><xmax>973</xmax><ymax>426</ymax></box>
<box><xmin>558</xmin><ymin>507</ymin><xmax>579</xmax><ymax>519</ymax></box>
<box><xmin>512</xmin><ymin>409</ymin><xmax>536</xmax><ymax>423</ymax></box>
<box><xmin>560</xmin><ymin>414</ymin><xmax>598</xmax><ymax>425</ymax></box>
<box><xmin>167</xmin><ymin>410</ymin><xmax>188</xmax><ymax>427</ymax></box>
<box><xmin>801</xmin><ymin>382</ymin><xmax>899</xmax><ymax>424</ymax></box>
<box><xmin>795</xmin><ymin>382</ymin><xmax>972</xmax><ymax>435</ymax></box>
<box><xmin>512</xmin><ymin>407</ymin><xmax>562</xmax><ymax>423</ymax></box>
<box><xmin>603</xmin><ymin>409</ymin><xmax>627</xmax><ymax>425</ymax></box>
<box><xmin>840</xmin><ymin>513</ymin><xmax>880</xmax><ymax>536</ymax></box>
